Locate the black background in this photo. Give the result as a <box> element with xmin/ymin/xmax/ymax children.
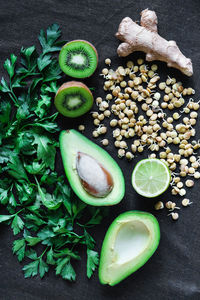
<box><xmin>0</xmin><ymin>0</ymin><xmax>200</xmax><ymax>299</ymax></box>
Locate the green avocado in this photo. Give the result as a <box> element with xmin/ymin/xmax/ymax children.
<box><xmin>59</xmin><ymin>129</ymin><xmax>125</xmax><ymax>206</ymax></box>
<box><xmin>99</xmin><ymin>211</ymin><xmax>160</xmax><ymax>286</ymax></box>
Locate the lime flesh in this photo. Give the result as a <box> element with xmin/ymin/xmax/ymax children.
<box><xmin>132</xmin><ymin>159</ymin><xmax>171</xmax><ymax>197</ymax></box>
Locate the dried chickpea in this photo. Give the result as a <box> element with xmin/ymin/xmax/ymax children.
<box><xmin>101</xmin><ymin>139</ymin><xmax>109</xmax><ymax>146</ymax></box>
<box><xmin>159</xmin><ymin>82</ymin><xmax>166</xmax><ymax>90</ymax></box>
<box><xmin>78</xmin><ymin>125</ymin><xmax>85</xmax><ymax>131</ymax></box>
<box><xmin>105</xmin><ymin>58</ymin><xmax>111</xmax><ymax>65</ymax></box>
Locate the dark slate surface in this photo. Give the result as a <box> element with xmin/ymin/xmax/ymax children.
<box><xmin>0</xmin><ymin>0</ymin><xmax>200</xmax><ymax>299</ymax></box>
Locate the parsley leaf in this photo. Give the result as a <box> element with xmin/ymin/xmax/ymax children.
<box><xmin>0</xmin><ymin>101</ymin><xmax>11</xmax><ymax>124</ymax></box>
<box><xmin>0</xmin><ymin>214</ymin><xmax>14</xmax><ymax>223</ymax></box>
<box><xmin>34</xmin><ymin>94</ymin><xmax>51</xmax><ymax>118</ymax></box>
<box><xmin>56</xmin><ymin>257</ymin><xmax>76</xmax><ymax>281</ymax></box>
<box><xmin>25</xmin><ymin>236</ymin><xmax>41</xmax><ymax>246</ymax></box>
<box><xmin>38</xmin><ymin>24</ymin><xmax>61</xmax><ymax>55</ymax></box>
<box><xmin>7</xmin><ymin>155</ymin><xmax>29</xmax><ymax>181</ymax></box>
<box><xmin>32</xmin><ymin>132</ymin><xmax>56</xmax><ymax>170</ymax></box>
<box><xmin>46</xmin><ymin>248</ymin><xmax>55</xmax><ymax>265</ymax></box>
<box><xmin>23</xmin><ymin>260</ymin><xmax>39</xmax><ymax>278</ymax></box>
<box><xmin>84</xmin><ymin>229</ymin><xmax>96</xmax><ymax>249</ymax></box>
<box><xmin>39</xmin><ymin>258</ymin><xmax>49</xmax><ymax>278</ymax></box>
<box><xmin>4</xmin><ymin>54</ymin><xmax>17</xmax><ymax>78</ymax></box>
<box><xmin>0</xmin><ymin>23</ymin><xmax>105</xmax><ymax>283</ymax></box>
<box><xmin>0</xmin><ymin>77</ymin><xmax>10</xmax><ymax>93</ymax></box>
<box><xmin>13</xmin><ymin>239</ymin><xmax>26</xmax><ymax>261</ymax></box>
<box><xmin>87</xmin><ymin>249</ymin><xmax>99</xmax><ymax>279</ymax></box>
<box><xmin>11</xmin><ymin>215</ymin><xmax>24</xmax><ymax>235</ymax></box>
<box><xmin>37</xmin><ymin>55</ymin><xmax>52</xmax><ymax>71</ymax></box>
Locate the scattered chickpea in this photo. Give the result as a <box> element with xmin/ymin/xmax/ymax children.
<box><xmin>105</xmin><ymin>58</ymin><xmax>111</xmax><ymax>65</ymax></box>
<box><xmin>99</xmin><ymin>126</ymin><xmax>107</xmax><ymax>134</ymax></box>
<box><xmin>193</xmin><ymin>102</ymin><xmax>199</xmax><ymax>110</ymax></box>
<box><xmin>138</xmin><ymin>146</ymin><xmax>144</xmax><ymax>153</ymax></box>
<box><xmin>177</xmin><ymin>182</ymin><xmax>183</xmax><ymax>189</ymax></box>
<box><xmin>98</xmin><ymin>113</ymin><xmax>104</xmax><ymax>121</ymax></box>
<box><xmin>154</xmin><ymin>201</ymin><xmax>164</xmax><ymax>210</ymax></box>
<box><xmin>170</xmin><ymin>212</ymin><xmax>179</xmax><ymax>221</ymax></box>
<box><xmin>92</xmin><ymin>130</ymin><xmax>99</xmax><ymax>138</ymax></box>
<box><xmin>173</xmin><ymin>112</ymin><xmax>180</xmax><ymax>120</ymax></box>
<box><xmin>185</xmin><ymin>179</ymin><xmax>194</xmax><ymax>187</ymax></box>
<box><xmin>93</xmin><ymin>58</ymin><xmax>200</xmax><ymax>221</ymax></box>
<box><xmin>104</xmin><ymin>110</ymin><xmax>111</xmax><ymax>117</ymax></box>
<box><xmin>78</xmin><ymin>125</ymin><xmax>85</xmax><ymax>131</ymax></box>
<box><xmin>120</xmin><ymin>141</ymin><xmax>127</xmax><ymax>149</ymax></box>
<box><xmin>153</xmin><ymin>92</ymin><xmax>161</xmax><ymax>100</ymax></box>
<box><xmin>102</xmin><ymin>68</ymin><xmax>109</xmax><ymax>75</ymax></box>
<box><xmin>161</xmin><ymin>102</ymin><xmax>168</xmax><ymax>109</ymax></box>
<box><xmin>94</xmin><ymin>119</ymin><xmax>100</xmax><ymax>126</ymax></box>
<box><xmin>166</xmin><ymin>201</ymin><xmax>173</xmax><ymax>209</ymax></box>
<box><xmin>137</xmin><ymin>58</ymin><xmax>144</xmax><ymax>65</ymax></box>
<box><xmin>194</xmin><ymin>172</ymin><xmax>200</xmax><ymax>179</ymax></box>
<box><xmin>165</xmin><ymin>86</ymin><xmax>171</xmax><ymax>94</ymax></box>
<box><xmin>168</xmin><ymin>103</ymin><xmax>174</xmax><ymax>110</ymax></box>
<box><xmin>96</xmin><ymin>97</ymin><xmax>102</xmax><ymax>104</ymax></box>
<box><xmin>92</xmin><ymin>112</ymin><xmax>99</xmax><ymax>118</ymax></box>
<box><xmin>127</xmin><ymin>61</ymin><xmax>134</xmax><ymax>68</ymax></box>
<box><xmin>133</xmin><ymin>65</ymin><xmax>139</xmax><ymax>73</ymax></box>
<box><xmin>110</xmin><ymin>119</ymin><xmax>118</xmax><ymax>127</ymax></box>
<box><xmin>163</xmin><ymin>95</ymin><xmax>169</xmax><ymax>102</ymax></box>
<box><xmin>190</xmin><ymin>111</ymin><xmax>198</xmax><ymax>118</ymax></box>
<box><xmin>101</xmin><ymin>139</ymin><xmax>109</xmax><ymax>146</ymax></box>
<box><xmin>151</xmin><ymin>64</ymin><xmax>158</xmax><ymax>71</ymax></box>
<box><xmin>148</xmin><ymin>70</ymin><xmax>154</xmax><ymax>78</ymax></box>
<box><xmin>106</xmin><ymin>94</ymin><xmax>113</xmax><ymax>101</ymax></box>
<box><xmin>188</xmin><ymin>167</ymin><xmax>195</xmax><ymax>174</ymax></box>
<box><xmin>179</xmin><ymin>188</ymin><xmax>186</xmax><ymax>196</ymax></box>
<box><xmin>182</xmin><ymin>198</ymin><xmax>192</xmax><ymax>207</ymax></box>
<box><xmin>159</xmin><ymin>82</ymin><xmax>166</xmax><ymax>90</ymax></box>
<box><xmin>120</xmin><ymin>81</ymin><xmax>127</xmax><ymax>88</ymax></box>
<box><xmin>126</xmin><ymin>152</ymin><xmax>134</xmax><ymax>160</ymax></box>
<box><xmin>118</xmin><ymin>149</ymin><xmax>125</xmax><ymax>158</ymax></box>
<box><xmin>114</xmin><ymin>141</ymin><xmax>120</xmax><ymax>148</ymax></box>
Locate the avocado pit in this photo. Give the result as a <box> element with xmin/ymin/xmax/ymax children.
<box><xmin>76</xmin><ymin>152</ymin><xmax>113</xmax><ymax>197</ymax></box>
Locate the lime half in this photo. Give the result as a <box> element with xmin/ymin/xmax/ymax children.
<box><xmin>132</xmin><ymin>159</ymin><xmax>171</xmax><ymax>198</ymax></box>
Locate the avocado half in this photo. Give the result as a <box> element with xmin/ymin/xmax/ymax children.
<box><xmin>99</xmin><ymin>211</ymin><xmax>160</xmax><ymax>286</ymax></box>
<box><xmin>59</xmin><ymin>130</ymin><xmax>125</xmax><ymax>206</ymax></box>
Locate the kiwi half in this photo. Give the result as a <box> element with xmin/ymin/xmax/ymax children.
<box><xmin>54</xmin><ymin>81</ymin><xmax>93</xmax><ymax>117</ymax></box>
<box><xmin>59</xmin><ymin>40</ymin><xmax>98</xmax><ymax>78</ymax></box>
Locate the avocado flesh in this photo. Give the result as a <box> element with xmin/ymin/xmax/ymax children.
<box><xmin>99</xmin><ymin>211</ymin><xmax>160</xmax><ymax>286</ymax></box>
<box><xmin>59</xmin><ymin>130</ymin><xmax>125</xmax><ymax>206</ymax></box>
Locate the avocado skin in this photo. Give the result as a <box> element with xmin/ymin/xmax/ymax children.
<box><xmin>59</xmin><ymin>129</ymin><xmax>125</xmax><ymax>206</ymax></box>
<box><xmin>98</xmin><ymin>211</ymin><xmax>160</xmax><ymax>286</ymax></box>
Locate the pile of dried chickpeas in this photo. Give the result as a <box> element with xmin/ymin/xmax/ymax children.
<box><xmin>80</xmin><ymin>57</ymin><xmax>200</xmax><ymax>220</ymax></box>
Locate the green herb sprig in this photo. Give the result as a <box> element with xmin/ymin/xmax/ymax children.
<box><xmin>0</xmin><ymin>24</ymin><xmax>106</xmax><ymax>281</ymax></box>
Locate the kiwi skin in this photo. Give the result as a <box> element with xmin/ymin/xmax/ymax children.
<box><xmin>55</xmin><ymin>81</ymin><xmax>93</xmax><ymax>96</ymax></box>
<box><xmin>59</xmin><ymin>40</ymin><xmax>98</xmax><ymax>78</ymax></box>
<box><xmin>55</xmin><ymin>81</ymin><xmax>94</xmax><ymax>118</ymax></box>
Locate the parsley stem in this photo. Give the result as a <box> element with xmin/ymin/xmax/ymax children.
<box><xmin>9</xmin><ymin>78</ymin><xmax>19</xmax><ymax>106</ymax></box>
<box><xmin>14</xmin><ymin>208</ymin><xmax>25</xmax><ymax>216</ymax></box>
<box><xmin>8</xmin><ymin>92</ymin><xmax>19</xmax><ymax>107</ymax></box>
<box><xmin>38</xmin><ymin>247</ymin><xmax>48</xmax><ymax>259</ymax></box>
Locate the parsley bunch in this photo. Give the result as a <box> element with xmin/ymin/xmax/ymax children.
<box><xmin>0</xmin><ymin>24</ymin><xmax>106</xmax><ymax>281</ymax></box>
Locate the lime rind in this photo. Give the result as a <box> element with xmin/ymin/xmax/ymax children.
<box><xmin>132</xmin><ymin>159</ymin><xmax>171</xmax><ymax>198</ymax></box>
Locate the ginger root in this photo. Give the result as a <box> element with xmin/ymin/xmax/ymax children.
<box><xmin>115</xmin><ymin>9</ymin><xmax>193</xmax><ymax>76</ymax></box>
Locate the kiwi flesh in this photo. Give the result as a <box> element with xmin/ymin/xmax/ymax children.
<box><xmin>59</xmin><ymin>40</ymin><xmax>98</xmax><ymax>78</ymax></box>
<box><xmin>54</xmin><ymin>81</ymin><xmax>93</xmax><ymax>117</ymax></box>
